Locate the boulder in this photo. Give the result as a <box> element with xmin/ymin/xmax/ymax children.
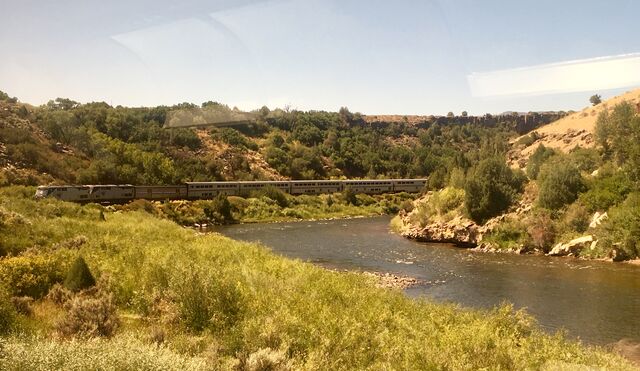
<box><xmin>548</xmin><ymin>235</ymin><xmax>593</xmax><ymax>256</ymax></box>
<box><xmin>589</xmin><ymin>211</ymin><xmax>608</xmax><ymax>229</ymax></box>
<box><xmin>412</xmin><ymin>216</ymin><xmax>481</xmax><ymax>247</ymax></box>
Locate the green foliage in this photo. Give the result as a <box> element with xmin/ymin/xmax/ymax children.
<box><xmin>482</xmin><ymin>219</ymin><xmax>529</xmax><ymax>251</ymax></box>
<box><xmin>516</xmin><ymin>132</ymin><xmax>540</xmax><ymax>147</ymax></box>
<box><xmin>343</xmin><ymin>188</ymin><xmax>358</xmax><ymax>205</ymax></box>
<box><xmin>597</xmin><ymin>193</ymin><xmax>640</xmax><ymax>259</ymax></box>
<box><xmin>409</xmin><ymin>187</ymin><xmax>465</xmax><ymax>227</ymax></box>
<box><xmin>589</xmin><ymin>94</ymin><xmax>602</xmax><ymax>106</ymax></box>
<box><xmin>526</xmin><ymin>144</ymin><xmax>556</xmax><ymax>179</ymax></box>
<box><xmin>579</xmin><ymin>168</ymin><xmax>632</xmax><ymax>212</ymax></box>
<box><xmin>170</xmin><ymin>266</ymin><xmax>244</xmax><ymax>333</ymax></box>
<box><xmin>537</xmin><ymin>159</ymin><xmax>586</xmax><ymax>210</ymax></box>
<box><xmin>561</xmin><ymin>202</ymin><xmax>590</xmax><ymax>234</ymax></box>
<box><xmin>595</xmin><ymin>102</ymin><xmax>640</xmax><ymax>181</ymax></box>
<box><xmin>259</xmin><ymin>186</ymin><xmax>289</xmax><ymax>208</ymax></box>
<box><xmin>64</xmin><ymin>257</ymin><xmax>96</xmax><ymax>293</ymax></box>
<box><xmin>0</xmin><ymin>254</ymin><xmax>66</xmax><ymax>298</ymax></box>
<box><xmin>464</xmin><ymin>157</ymin><xmax>526</xmax><ymax>224</ymax></box>
<box><xmin>0</xmin><ymin>285</ymin><xmax>17</xmax><ymax>335</ymax></box>
<box><xmin>214</xmin><ymin>128</ymin><xmax>258</xmax><ymax>151</ymax></box>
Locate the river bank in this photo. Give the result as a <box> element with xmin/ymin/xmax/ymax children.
<box><xmin>215</xmin><ymin>216</ymin><xmax>640</xmax><ymax>347</ymax></box>
<box><xmin>114</xmin><ymin>191</ymin><xmax>415</xmax><ymax>226</ymax></box>
<box><xmin>391</xmin><ymin>187</ymin><xmax>640</xmax><ymax>263</ymax></box>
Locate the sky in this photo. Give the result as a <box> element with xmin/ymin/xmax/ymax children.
<box><xmin>1</xmin><ymin>0</ymin><xmax>640</xmax><ymax>115</ymax></box>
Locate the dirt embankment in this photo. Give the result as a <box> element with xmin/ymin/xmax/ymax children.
<box><xmin>508</xmin><ymin>88</ymin><xmax>640</xmax><ymax>169</ymax></box>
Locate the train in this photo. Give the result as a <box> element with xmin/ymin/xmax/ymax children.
<box><xmin>34</xmin><ymin>179</ymin><xmax>427</xmax><ymax>203</ymax></box>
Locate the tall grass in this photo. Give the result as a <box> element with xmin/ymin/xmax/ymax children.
<box><xmin>0</xmin><ymin>186</ymin><xmax>633</xmax><ymax>370</ymax></box>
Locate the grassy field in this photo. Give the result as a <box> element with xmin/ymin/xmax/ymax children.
<box><xmin>0</xmin><ymin>186</ymin><xmax>633</xmax><ymax>370</ymax></box>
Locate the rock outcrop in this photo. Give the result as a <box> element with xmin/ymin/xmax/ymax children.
<box><xmin>548</xmin><ymin>235</ymin><xmax>593</xmax><ymax>256</ymax></box>
<box><xmin>589</xmin><ymin>211</ymin><xmax>608</xmax><ymax>229</ymax></box>
<box><xmin>402</xmin><ymin>215</ymin><xmax>481</xmax><ymax>247</ymax></box>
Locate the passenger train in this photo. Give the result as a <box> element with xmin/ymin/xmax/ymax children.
<box><xmin>35</xmin><ymin>179</ymin><xmax>427</xmax><ymax>203</ymax></box>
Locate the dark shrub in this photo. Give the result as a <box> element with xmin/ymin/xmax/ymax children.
<box><xmin>343</xmin><ymin>188</ymin><xmax>358</xmax><ymax>206</ymax></box>
<box><xmin>526</xmin><ymin>211</ymin><xmax>556</xmax><ymax>252</ymax></box>
<box><xmin>260</xmin><ymin>186</ymin><xmax>289</xmax><ymax>208</ymax></box>
<box><xmin>464</xmin><ymin>157</ymin><xmax>526</xmax><ymax>224</ymax></box>
<box><xmin>64</xmin><ymin>257</ymin><xmax>96</xmax><ymax>292</ymax></box>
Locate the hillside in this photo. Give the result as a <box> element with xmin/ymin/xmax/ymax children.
<box><xmin>0</xmin><ymin>92</ymin><xmax>542</xmax><ymax>188</ymax></box>
<box><xmin>509</xmin><ymin>88</ymin><xmax>640</xmax><ymax>168</ymax></box>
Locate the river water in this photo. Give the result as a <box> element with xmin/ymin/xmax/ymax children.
<box><xmin>214</xmin><ymin>216</ymin><xmax>640</xmax><ymax>345</ymax></box>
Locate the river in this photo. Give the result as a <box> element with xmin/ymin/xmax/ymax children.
<box><xmin>214</xmin><ymin>216</ymin><xmax>640</xmax><ymax>345</ymax></box>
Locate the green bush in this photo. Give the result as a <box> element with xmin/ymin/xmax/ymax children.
<box><xmin>596</xmin><ymin>193</ymin><xmax>640</xmax><ymax>259</ymax></box>
<box><xmin>526</xmin><ymin>144</ymin><xmax>556</xmax><ymax>179</ymax></box>
<box><xmin>260</xmin><ymin>186</ymin><xmax>289</xmax><ymax>208</ymax></box>
<box><xmin>579</xmin><ymin>169</ymin><xmax>632</xmax><ymax>212</ymax></box>
<box><xmin>483</xmin><ymin>219</ymin><xmax>528</xmax><ymax>251</ymax></box>
<box><xmin>561</xmin><ymin>202</ymin><xmax>590</xmax><ymax>234</ymax></box>
<box><xmin>170</xmin><ymin>266</ymin><xmax>244</xmax><ymax>333</ymax></box>
<box><xmin>0</xmin><ymin>285</ymin><xmax>17</xmax><ymax>335</ymax></box>
<box><xmin>0</xmin><ymin>254</ymin><xmax>66</xmax><ymax>298</ymax></box>
<box><xmin>537</xmin><ymin>159</ymin><xmax>586</xmax><ymax>210</ymax></box>
<box><xmin>64</xmin><ymin>256</ymin><xmax>96</xmax><ymax>293</ymax></box>
<box><xmin>464</xmin><ymin>157</ymin><xmax>526</xmax><ymax>224</ymax></box>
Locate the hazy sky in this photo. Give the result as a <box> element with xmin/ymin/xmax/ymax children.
<box><xmin>2</xmin><ymin>0</ymin><xmax>640</xmax><ymax>115</ymax></box>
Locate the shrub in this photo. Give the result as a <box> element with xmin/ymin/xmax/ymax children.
<box><xmin>171</xmin><ymin>267</ymin><xmax>244</xmax><ymax>333</ymax></box>
<box><xmin>537</xmin><ymin>159</ymin><xmax>586</xmax><ymax>210</ymax></box>
<box><xmin>64</xmin><ymin>256</ymin><xmax>96</xmax><ymax>292</ymax></box>
<box><xmin>0</xmin><ymin>254</ymin><xmax>65</xmax><ymax>298</ymax></box>
<box><xmin>260</xmin><ymin>186</ymin><xmax>289</xmax><ymax>208</ymax></box>
<box><xmin>561</xmin><ymin>202</ymin><xmax>590</xmax><ymax>234</ymax></box>
<box><xmin>579</xmin><ymin>169</ymin><xmax>632</xmax><ymax>212</ymax></box>
<box><xmin>525</xmin><ymin>211</ymin><xmax>556</xmax><ymax>252</ymax></box>
<box><xmin>241</xmin><ymin>347</ymin><xmax>292</xmax><ymax>371</ymax></box>
<box><xmin>56</xmin><ymin>293</ymin><xmax>120</xmax><ymax>338</ymax></box>
<box><xmin>464</xmin><ymin>157</ymin><xmax>526</xmax><ymax>224</ymax></box>
<box><xmin>526</xmin><ymin>144</ymin><xmax>556</xmax><ymax>179</ymax></box>
<box><xmin>483</xmin><ymin>219</ymin><xmax>528</xmax><ymax>250</ymax></box>
<box><xmin>343</xmin><ymin>188</ymin><xmax>358</xmax><ymax>206</ymax></box>
<box><xmin>11</xmin><ymin>296</ymin><xmax>34</xmax><ymax>316</ymax></box>
<box><xmin>46</xmin><ymin>283</ymin><xmax>73</xmax><ymax>304</ymax></box>
<box><xmin>596</xmin><ymin>193</ymin><xmax>640</xmax><ymax>259</ymax></box>
<box><xmin>515</xmin><ymin>132</ymin><xmax>540</xmax><ymax>147</ymax></box>
<box><xmin>0</xmin><ymin>286</ymin><xmax>17</xmax><ymax>335</ymax></box>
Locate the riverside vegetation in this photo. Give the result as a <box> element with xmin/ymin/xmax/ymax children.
<box><xmin>394</xmin><ymin>98</ymin><xmax>640</xmax><ymax>262</ymax></box>
<box><xmin>0</xmin><ymin>187</ymin><xmax>634</xmax><ymax>370</ymax></box>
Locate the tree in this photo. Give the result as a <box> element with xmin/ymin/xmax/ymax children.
<box><xmin>64</xmin><ymin>256</ymin><xmax>96</xmax><ymax>292</ymax></box>
<box><xmin>590</xmin><ymin>94</ymin><xmax>602</xmax><ymax>106</ymax></box>
<box><xmin>537</xmin><ymin>159</ymin><xmax>586</xmax><ymax>210</ymax></box>
<box><xmin>464</xmin><ymin>157</ymin><xmax>525</xmax><ymax>223</ymax></box>
<box><xmin>447</xmin><ymin>112</ymin><xmax>455</xmax><ymax>118</ymax></box>
<box><xmin>461</xmin><ymin>111</ymin><xmax>468</xmax><ymax>117</ymax></box>
<box><xmin>595</xmin><ymin>102</ymin><xmax>640</xmax><ymax>181</ymax></box>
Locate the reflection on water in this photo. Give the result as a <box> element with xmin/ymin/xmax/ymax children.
<box><xmin>214</xmin><ymin>216</ymin><xmax>640</xmax><ymax>345</ymax></box>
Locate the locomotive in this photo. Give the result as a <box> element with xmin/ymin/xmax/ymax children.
<box><xmin>35</xmin><ymin>179</ymin><xmax>427</xmax><ymax>203</ymax></box>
